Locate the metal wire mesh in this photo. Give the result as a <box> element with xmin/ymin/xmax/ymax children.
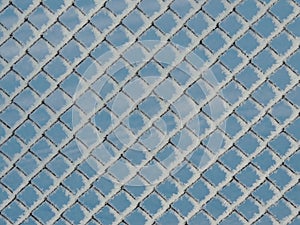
<box><xmin>0</xmin><ymin>0</ymin><xmax>300</xmax><ymax>224</ymax></box>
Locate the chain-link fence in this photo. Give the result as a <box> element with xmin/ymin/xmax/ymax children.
<box><xmin>0</xmin><ymin>0</ymin><xmax>300</xmax><ymax>224</ymax></box>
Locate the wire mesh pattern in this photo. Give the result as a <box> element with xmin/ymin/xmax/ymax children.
<box><xmin>0</xmin><ymin>0</ymin><xmax>300</xmax><ymax>224</ymax></box>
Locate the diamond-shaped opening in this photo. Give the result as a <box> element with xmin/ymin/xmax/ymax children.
<box><xmin>29</xmin><ymin>39</ymin><xmax>51</xmax><ymax>62</ymax></box>
<box><xmin>91</xmin><ymin>8</ymin><xmax>113</xmax><ymax>32</ymax></box>
<box><xmin>43</xmin><ymin>0</ymin><xmax>65</xmax><ymax>13</ymax></box>
<box><xmin>44</xmin><ymin>55</ymin><xmax>67</xmax><ymax>80</ymax></box>
<box><xmin>204</xmin><ymin>163</ymin><xmax>227</xmax><ymax>186</ymax></box>
<box><xmin>76</xmin><ymin>89</ymin><xmax>100</xmax><ymax>114</ymax></box>
<box><xmin>45</xmin><ymin>88</ymin><xmax>68</xmax><ymax>112</ymax></box>
<box><xmin>172</xmin><ymin>94</ymin><xmax>198</xmax><ymax>120</ymax></box>
<box><xmin>286</xmin><ymin>151</ymin><xmax>300</xmax><ymax>174</ymax></box>
<box><xmin>203</xmin><ymin>0</ymin><xmax>225</xmax><ymax>18</ymax></box>
<box><xmin>45</xmin><ymin>122</ymin><xmax>68</xmax><ymax>145</ymax></box>
<box><xmin>108</xmin><ymin>158</ymin><xmax>134</xmax><ymax>182</ymax></box>
<box><xmin>15</xmin><ymin>120</ymin><xmax>37</xmax><ymax>144</ymax></box>
<box><xmin>30</xmin><ymin>72</ymin><xmax>52</xmax><ymax>95</ymax></box>
<box><xmin>205</xmin><ymin>196</ymin><xmax>227</xmax><ymax>219</ymax></box>
<box><xmin>253</xmin><ymin>14</ymin><xmax>277</xmax><ymax>38</ymax></box>
<box><xmin>140</xmin><ymin>159</ymin><xmax>164</xmax><ymax>183</ymax></box>
<box><xmin>64</xmin><ymin>203</ymin><xmax>86</xmax><ymax>224</ymax></box>
<box><xmin>236</xmin><ymin>164</ymin><xmax>259</xmax><ymax>187</ymax></box>
<box><xmin>253</xmin><ymin>181</ymin><xmax>276</xmax><ymax>204</ymax></box>
<box><xmin>287</xmin><ymin>85</ymin><xmax>300</xmax><ymax>108</ymax></box>
<box><xmin>252</xmin><ymin>82</ymin><xmax>276</xmax><ymax>106</ymax></box>
<box><xmin>270</xmin><ymin>32</ymin><xmax>293</xmax><ymax>55</ymax></box>
<box><xmin>220</xmin><ymin>13</ymin><xmax>243</xmax><ymax>37</ymax></box>
<box><xmin>30</xmin><ymin>104</ymin><xmax>52</xmax><ymax>128</ymax></box>
<box><xmin>236</xmin><ymin>30</ymin><xmax>260</xmax><ymax>55</ymax></box>
<box><xmin>187</xmin><ymin>113</ymin><xmax>210</xmax><ymax>137</ymax></box>
<box><xmin>31</xmin><ymin>137</ymin><xmax>53</xmax><ymax>160</ymax></box>
<box><xmin>171</xmin><ymin>28</ymin><xmax>192</xmax><ymax>48</ymax></box>
<box><xmin>284</xmin><ymin>183</ymin><xmax>300</xmax><ymax>207</ymax></box>
<box><xmin>75</xmin><ymin>24</ymin><xmax>96</xmax><ymax>47</ymax></box>
<box><xmin>235</xmin><ymin>64</ymin><xmax>259</xmax><ymax>89</ymax></box>
<box><xmin>125</xmin><ymin>208</ymin><xmax>147</xmax><ymax>225</ymax></box>
<box><xmin>156</xmin><ymin>178</ymin><xmax>178</xmax><ymax>199</ymax></box>
<box><xmin>287</xmin><ymin>17</ymin><xmax>300</xmax><ymax>38</ymax></box>
<box><xmin>235</xmin><ymin>98</ymin><xmax>260</xmax><ymax>122</ymax></box>
<box><xmin>237</xmin><ymin>197</ymin><xmax>260</xmax><ymax>220</ymax></box>
<box><xmin>269</xmin><ymin>132</ymin><xmax>292</xmax><ymax>156</ymax></box>
<box><xmin>123</xmin><ymin>10</ymin><xmax>145</xmax><ymax>33</ymax></box>
<box><xmin>253</xmin><ymin>48</ymin><xmax>277</xmax><ymax>73</ymax></box>
<box><xmin>48</xmin><ymin>186</ymin><xmax>70</xmax><ymax>209</ymax></box>
<box><xmin>171</xmin><ymin>128</ymin><xmax>195</xmax><ymax>151</ymax></box>
<box><xmin>46</xmin><ymin>154</ymin><xmax>70</xmax><ymax>177</ymax></box>
<box><xmin>221</xmin><ymin>80</ymin><xmax>243</xmax><ymax>105</ymax></box>
<box><xmin>76</xmin><ymin>123</ymin><xmax>99</xmax><ymax>148</ymax></box>
<box><xmin>158</xmin><ymin>209</ymin><xmax>180</xmax><ymax>224</ymax></box>
<box><xmin>14</xmin><ymin>88</ymin><xmax>38</xmax><ymax>111</ymax></box>
<box><xmin>252</xmin><ymin>148</ymin><xmax>276</xmax><ymax>172</ymax></box>
<box><xmin>270</xmin><ymin>0</ymin><xmax>294</xmax><ymax>22</ymax></box>
<box><xmin>139</xmin><ymin>127</ymin><xmax>164</xmax><ymax>151</ymax></box>
<box><xmin>155</xmin><ymin>143</ymin><xmax>178</xmax><ymax>168</ymax></box>
<box><xmin>63</xmin><ymin>171</ymin><xmax>86</xmax><ymax>194</ymax></box>
<box><xmin>0</xmin><ymin>103</ymin><xmax>22</xmax><ymax>128</ymax></box>
<box><xmin>269</xmin><ymin>66</ymin><xmax>291</xmax><ymax>90</ymax></box>
<box><xmin>141</xmin><ymin>193</ymin><xmax>163</xmax><ymax>215</ymax></box>
<box><xmin>236</xmin><ymin>0</ymin><xmax>259</xmax><ymax>21</ymax></box>
<box><xmin>124</xmin><ymin>147</ymin><xmax>146</xmax><ymax>166</ymax></box>
<box><xmin>220</xmin><ymin>147</ymin><xmax>243</xmax><ymax>171</ymax></box>
<box><xmin>154</xmin><ymin>11</ymin><xmax>177</xmax><ymax>34</ymax></box>
<box><xmin>172</xmin><ymin>162</ymin><xmax>195</xmax><ymax>184</ymax></box>
<box><xmin>0</xmin><ymin>5</ymin><xmax>19</xmax><ymax>29</ymax></box>
<box><xmin>269</xmin><ymin>199</ymin><xmax>292</xmax><ymax>222</ymax></box>
<box><xmin>220</xmin><ymin>212</ymin><xmax>243</xmax><ymax>225</ymax></box>
<box><xmin>220</xmin><ymin>47</ymin><xmax>244</xmax><ymax>71</ymax></box>
<box><xmin>106</xmin><ymin>0</ymin><xmax>127</xmax><ymax>15</ymax></box>
<box><xmin>94</xmin><ymin>205</ymin><xmax>116</xmax><ymax>225</ymax></box>
<box><xmin>16</xmin><ymin>152</ymin><xmax>39</xmax><ymax>175</ymax></box>
<box><xmin>1</xmin><ymin>168</ymin><xmax>23</xmax><ymax>191</ymax></box>
<box><xmin>28</xmin><ymin>6</ymin><xmax>50</xmax><ymax>29</ymax></box>
<box><xmin>187</xmin><ymin>11</ymin><xmax>208</xmax><ymax>36</ymax></box>
<box><xmin>32</xmin><ymin>169</ymin><xmax>54</xmax><ymax>192</ymax></box>
<box><xmin>286</xmin><ymin>117</ymin><xmax>300</xmax><ymax>141</ymax></box>
<box><xmin>171</xmin><ymin>0</ymin><xmax>192</xmax><ymax>18</ymax></box>
<box><xmin>269</xmin><ymin>166</ymin><xmax>292</xmax><ymax>190</ymax></box>
<box><xmin>203</xmin><ymin>29</ymin><xmax>226</xmax><ymax>53</ymax></box>
<box><xmin>13</xmin><ymin>55</ymin><xmax>35</xmax><ymax>79</ymax></box>
<box><xmin>60</xmin><ymin>40</ymin><xmax>83</xmax><ymax>63</ymax></box>
<box><xmin>253</xmin><ymin>115</ymin><xmax>276</xmax><ymax>139</ymax></box>
<box><xmin>3</xmin><ymin>201</ymin><xmax>25</xmax><ymax>224</ymax></box>
<box><xmin>270</xmin><ymin>99</ymin><xmax>293</xmax><ymax>124</ymax></box>
<box><xmin>109</xmin><ymin>191</ymin><xmax>131</xmax><ymax>213</ymax></box>
<box><xmin>59</xmin><ymin>6</ymin><xmax>81</xmax><ymax>30</ymax></box>
<box><xmin>18</xmin><ymin>185</ymin><xmax>39</xmax><ymax>208</ymax></box>
<box><xmin>0</xmin><ymin>39</ymin><xmax>21</xmax><ymax>62</ymax></box>
<box><xmin>287</xmin><ymin>49</ymin><xmax>300</xmax><ymax>75</ymax></box>
<box><xmin>254</xmin><ymin>214</ymin><xmax>275</xmax><ymax>225</ymax></box>
<box><xmin>33</xmin><ymin>202</ymin><xmax>56</xmax><ymax>224</ymax></box>
<box><xmin>13</xmin><ymin>21</ymin><xmax>35</xmax><ymax>45</ymax></box>
<box><xmin>0</xmin><ymin>71</ymin><xmax>22</xmax><ymax>95</ymax></box>
<box><xmin>221</xmin><ymin>114</ymin><xmax>242</xmax><ymax>138</ymax></box>
<box><xmin>44</xmin><ymin>22</ymin><xmax>66</xmax><ymax>46</ymax></box>
<box><xmin>188</xmin><ymin>211</ymin><xmax>211</xmax><ymax>225</ymax></box>
<box><xmin>220</xmin><ymin>180</ymin><xmax>243</xmax><ymax>203</ymax></box>
<box><xmin>107</xmin><ymin>25</ymin><xmax>129</xmax><ymax>47</ymax></box>
<box><xmin>236</xmin><ymin>132</ymin><xmax>260</xmax><ymax>155</ymax></box>
<box><xmin>138</xmin><ymin>0</ymin><xmax>160</xmax><ymax>17</ymax></box>
<box><xmin>79</xmin><ymin>188</ymin><xmax>100</xmax><ymax>211</ymax></box>
<box><xmin>74</xmin><ymin>0</ymin><xmax>96</xmax><ymax>14</ymax></box>
<box><xmin>172</xmin><ymin>195</ymin><xmax>195</xmax><ymax>217</ymax></box>
<box><xmin>188</xmin><ymin>178</ymin><xmax>210</xmax><ymax>202</ymax></box>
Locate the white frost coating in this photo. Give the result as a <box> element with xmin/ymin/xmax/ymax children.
<box><xmin>1</xmin><ymin>0</ymin><xmax>300</xmax><ymax>224</ymax></box>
